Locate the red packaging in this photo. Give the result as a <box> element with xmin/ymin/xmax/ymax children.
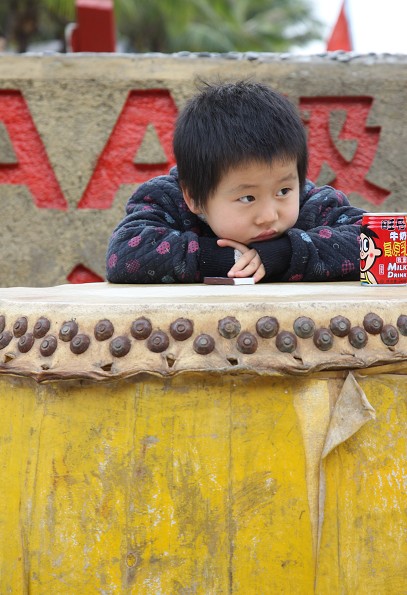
<box><xmin>360</xmin><ymin>213</ymin><xmax>407</xmax><ymax>285</ymax></box>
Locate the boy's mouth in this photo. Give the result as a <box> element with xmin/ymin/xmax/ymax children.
<box><xmin>253</xmin><ymin>230</ymin><xmax>277</xmax><ymax>242</ymax></box>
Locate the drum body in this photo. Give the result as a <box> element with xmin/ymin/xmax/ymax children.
<box><xmin>0</xmin><ymin>282</ymin><xmax>406</xmax><ymax>594</ymax></box>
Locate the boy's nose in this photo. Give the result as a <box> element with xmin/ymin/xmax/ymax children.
<box><xmin>255</xmin><ymin>203</ymin><xmax>278</xmax><ymax>226</ymax></box>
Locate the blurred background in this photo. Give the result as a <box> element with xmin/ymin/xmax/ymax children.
<box><xmin>307</xmin><ymin>0</ymin><xmax>407</xmax><ymax>54</ymax></box>
<box><xmin>0</xmin><ymin>0</ymin><xmax>406</xmax><ymax>55</ymax></box>
<box><xmin>0</xmin><ymin>0</ymin><xmax>322</xmax><ymax>54</ymax></box>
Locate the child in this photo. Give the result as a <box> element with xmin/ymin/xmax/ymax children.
<box><xmin>106</xmin><ymin>80</ymin><xmax>364</xmax><ymax>284</ymax></box>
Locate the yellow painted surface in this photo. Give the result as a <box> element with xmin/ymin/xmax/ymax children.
<box><xmin>317</xmin><ymin>374</ymin><xmax>407</xmax><ymax>595</ymax></box>
<box><xmin>0</xmin><ymin>372</ymin><xmax>406</xmax><ymax>594</ymax></box>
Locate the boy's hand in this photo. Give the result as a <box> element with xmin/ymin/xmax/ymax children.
<box><xmin>217</xmin><ymin>239</ymin><xmax>266</xmax><ymax>283</ymax></box>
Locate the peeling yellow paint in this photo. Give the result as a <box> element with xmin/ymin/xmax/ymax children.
<box><xmin>0</xmin><ymin>372</ymin><xmax>406</xmax><ymax>593</ymax></box>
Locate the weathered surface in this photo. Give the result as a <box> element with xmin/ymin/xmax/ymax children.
<box><xmin>0</xmin><ymin>281</ymin><xmax>406</xmax><ymax>592</ymax></box>
<box><xmin>1</xmin><ymin>52</ymin><xmax>407</xmax><ymax>286</ymax></box>
<box><xmin>0</xmin><ymin>281</ymin><xmax>406</xmax><ymax>382</ymax></box>
<box><xmin>0</xmin><ymin>370</ymin><xmax>405</xmax><ymax>593</ymax></box>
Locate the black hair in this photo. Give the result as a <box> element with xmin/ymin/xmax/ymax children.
<box><xmin>173</xmin><ymin>79</ymin><xmax>308</xmax><ymax>209</ymax></box>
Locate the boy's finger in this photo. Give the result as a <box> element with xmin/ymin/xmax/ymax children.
<box><xmin>229</xmin><ymin>253</ymin><xmax>253</xmax><ymax>271</ymax></box>
<box><xmin>253</xmin><ymin>266</ymin><xmax>266</xmax><ymax>283</ymax></box>
<box><xmin>232</xmin><ymin>260</ymin><xmax>259</xmax><ymax>277</ymax></box>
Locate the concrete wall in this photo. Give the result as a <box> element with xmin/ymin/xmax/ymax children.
<box><xmin>1</xmin><ymin>52</ymin><xmax>407</xmax><ymax>287</ymax></box>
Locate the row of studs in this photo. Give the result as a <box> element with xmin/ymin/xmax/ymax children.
<box><xmin>0</xmin><ymin>313</ymin><xmax>406</xmax><ymax>358</ymax></box>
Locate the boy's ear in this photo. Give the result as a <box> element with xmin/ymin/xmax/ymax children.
<box><xmin>182</xmin><ymin>186</ymin><xmax>202</xmax><ymax>214</ymax></box>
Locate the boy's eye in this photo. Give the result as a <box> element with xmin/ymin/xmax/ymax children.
<box><xmin>277</xmin><ymin>187</ymin><xmax>290</xmax><ymax>197</ymax></box>
<box><xmin>239</xmin><ymin>195</ymin><xmax>255</xmax><ymax>204</ymax></box>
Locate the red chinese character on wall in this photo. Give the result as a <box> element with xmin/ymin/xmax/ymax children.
<box><xmin>300</xmin><ymin>97</ymin><xmax>389</xmax><ymax>205</ymax></box>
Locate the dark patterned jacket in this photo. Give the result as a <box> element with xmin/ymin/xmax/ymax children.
<box><xmin>106</xmin><ymin>167</ymin><xmax>364</xmax><ymax>283</ymax></box>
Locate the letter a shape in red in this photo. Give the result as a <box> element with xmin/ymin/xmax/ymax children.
<box><xmin>0</xmin><ymin>91</ymin><xmax>67</xmax><ymax>209</ymax></box>
<box><xmin>78</xmin><ymin>90</ymin><xmax>177</xmax><ymax>209</ymax></box>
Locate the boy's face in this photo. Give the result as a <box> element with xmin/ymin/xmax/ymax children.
<box><xmin>184</xmin><ymin>160</ymin><xmax>300</xmax><ymax>245</ymax></box>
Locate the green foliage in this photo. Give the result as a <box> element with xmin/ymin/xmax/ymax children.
<box><xmin>0</xmin><ymin>0</ymin><xmax>323</xmax><ymax>53</ymax></box>
<box><xmin>116</xmin><ymin>0</ymin><xmax>322</xmax><ymax>53</ymax></box>
<box><xmin>0</xmin><ymin>0</ymin><xmax>75</xmax><ymax>51</ymax></box>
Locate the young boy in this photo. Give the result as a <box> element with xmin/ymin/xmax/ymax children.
<box><xmin>106</xmin><ymin>80</ymin><xmax>364</xmax><ymax>284</ymax></box>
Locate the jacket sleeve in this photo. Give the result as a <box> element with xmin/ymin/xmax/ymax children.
<box><xmin>105</xmin><ymin>173</ymin><xmax>235</xmax><ymax>283</ymax></box>
<box><xmin>250</xmin><ymin>182</ymin><xmax>365</xmax><ymax>282</ymax></box>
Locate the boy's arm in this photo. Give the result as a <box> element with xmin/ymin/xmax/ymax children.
<box><xmin>106</xmin><ymin>173</ymin><xmax>235</xmax><ymax>283</ymax></box>
<box><xmin>249</xmin><ymin>183</ymin><xmax>364</xmax><ymax>282</ymax></box>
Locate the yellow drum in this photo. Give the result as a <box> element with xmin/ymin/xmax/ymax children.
<box><xmin>0</xmin><ymin>282</ymin><xmax>406</xmax><ymax>594</ymax></box>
